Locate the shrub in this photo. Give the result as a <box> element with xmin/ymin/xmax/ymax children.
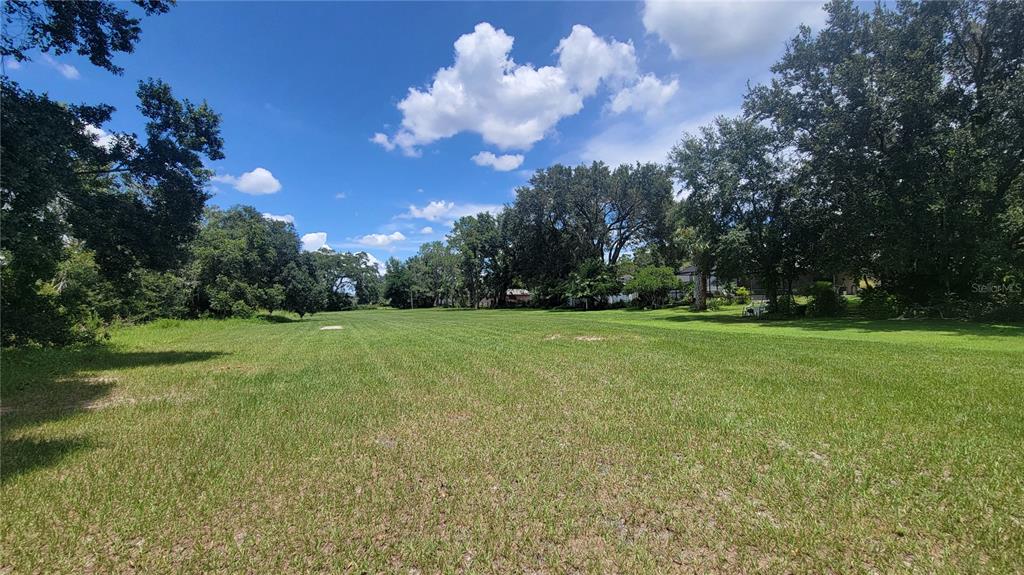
<box><xmin>768</xmin><ymin>295</ymin><xmax>804</xmax><ymax>318</ymax></box>
<box><xmin>858</xmin><ymin>286</ymin><xmax>900</xmax><ymax>319</ymax></box>
<box><xmin>625</xmin><ymin>266</ymin><xmax>682</xmax><ymax>308</ymax></box>
<box><xmin>806</xmin><ymin>281</ymin><xmax>846</xmax><ymax>317</ymax></box>
<box><xmin>734</xmin><ymin>286</ymin><xmax>751</xmax><ymax>305</ymax></box>
<box><xmin>706</xmin><ymin>297</ymin><xmax>727</xmax><ymax>311</ymax></box>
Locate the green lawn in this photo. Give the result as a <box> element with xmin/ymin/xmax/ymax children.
<box><xmin>2</xmin><ymin>307</ymin><xmax>1022</xmax><ymax>573</ymax></box>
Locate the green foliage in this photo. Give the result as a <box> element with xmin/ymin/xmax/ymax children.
<box><xmin>503</xmin><ymin>162</ymin><xmax>674</xmax><ymax>295</ymax></box>
<box><xmin>805</xmin><ymin>281</ymin><xmax>847</xmax><ymax>318</ymax></box>
<box><xmin>857</xmin><ymin>286</ymin><xmax>901</xmax><ymax>319</ymax></box>
<box><xmin>0</xmin><ymin>75</ymin><xmax>223</xmax><ymax>344</ymax></box>
<box><xmin>281</xmin><ymin>255</ymin><xmax>327</xmax><ymax>318</ymax></box>
<box><xmin>624</xmin><ymin>266</ymin><xmax>681</xmax><ymax>308</ymax></box>
<box><xmin>564</xmin><ymin>260</ymin><xmax>621</xmax><ymax>310</ymax></box>
<box><xmin>705</xmin><ymin>297</ymin><xmax>727</xmax><ymax>312</ymax></box>
<box><xmin>449</xmin><ymin>213</ymin><xmax>503</xmax><ymax>307</ymax></box>
<box><xmin>310</xmin><ymin>249</ymin><xmax>381</xmax><ymax>309</ymax></box>
<box><xmin>383</xmin><ymin>257</ymin><xmax>414</xmax><ymax>308</ymax></box>
<box><xmin>1</xmin><ymin>0</ymin><xmax>172</xmax><ymax>74</ymax></box>
<box><xmin>744</xmin><ymin>0</ymin><xmax>1023</xmax><ymax>314</ymax></box>
<box><xmin>734</xmin><ymin>287</ymin><xmax>751</xmax><ymax>305</ymax></box>
<box><xmin>768</xmin><ymin>295</ymin><xmax>804</xmax><ymax>318</ymax></box>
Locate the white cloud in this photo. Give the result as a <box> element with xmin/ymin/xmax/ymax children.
<box><xmin>556</xmin><ymin>24</ymin><xmax>637</xmax><ymax>96</ymax></box>
<box><xmin>357</xmin><ymin>231</ymin><xmax>406</xmax><ymax>246</ymax></box>
<box><xmin>334</xmin><ymin>192</ymin><xmax>347</xmax><ymax>199</ymax></box>
<box><xmin>83</xmin><ymin>124</ymin><xmax>115</xmax><ymax>149</ymax></box>
<box><xmin>609</xmin><ymin>74</ymin><xmax>679</xmax><ymax>117</ymax></box>
<box><xmin>579</xmin><ymin>109</ymin><xmax>733</xmax><ymax>168</ymax></box>
<box><xmin>41</xmin><ymin>54</ymin><xmax>79</xmax><ymax>79</ymax></box>
<box><xmin>212</xmin><ymin>167</ymin><xmax>282</xmax><ymax>195</ymax></box>
<box><xmin>262</xmin><ymin>213</ymin><xmax>294</xmax><ymax>224</ymax></box>
<box><xmin>374</xmin><ymin>22</ymin><xmax>673</xmax><ymax>155</ymax></box>
<box><xmin>642</xmin><ymin>1</ymin><xmax>825</xmax><ymax>61</ymax></box>
<box><xmin>419</xmin><ymin>226</ymin><xmax>434</xmax><ymax>234</ymax></box>
<box><xmin>370</xmin><ymin>132</ymin><xmax>395</xmax><ymax>151</ymax></box>
<box><xmin>5</xmin><ymin>59</ymin><xmax>21</xmax><ymax>70</ymax></box>
<box><xmin>471</xmin><ymin>151</ymin><xmax>524</xmax><ymax>172</ymax></box>
<box><xmin>399</xmin><ymin>200</ymin><xmax>503</xmax><ymax>223</ymax></box>
<box><xmin>301</xmin><ymin>232</ymin><xmax>328</xmax><ymax>252</ymax></box>
<box><xmin>363</xmin><ymin>252</ymin><xmax>385</xmax><ymax>273</ymax></box>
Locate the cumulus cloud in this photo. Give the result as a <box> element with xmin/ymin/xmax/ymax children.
<box><xmin>471</xmin><ymin>151</ymin><xmax>524</xmax><ymax>171</ymax></box>
<box><xmin>370</xmin><ymin>133</ymin><xmax>396</xmax><ymax>151</ymax></box>
<box><xmin>557</xmin><ymin>24</ymin><xmax>637</xmax><ymax>96</ymax></box>
<box><xmin>212</xmin><ymin>167</ymin><xmax>282</xmax><ymax>195</ymax></box>
<box><xmin>643</xmin><ymin>0</ymin><xmax>825</xmax><ymax>61</ymax></box>
<box><xmin>41</xmin><ymin>54</ymin><xmax>79</xmax><ymax>79</ymax></box>
<box><xmin>372</xmin><ymin>22</ymin><xmax>673</xmax><ymax>156</ymax></box>
<box><xmin>301</xmin><ymin>232</ymin><xmax>329</xmax><ymax>252</ymax></box>
<box><xmin>419</xmin><ymin>226</ymin><xmax>434</xmax><ymax>234</ymax></box>
<box><xmin>399</xmin><ymin>200</ymin><xmax>503</xmax><ymax>223</ymax></box>
<box><xmin>262</xmin><ymin>213</ymin><xmax>295</xmax><ymax>224</ymax></box>
<box><xmin>83</xmin><ymin>124</ymin><xmax>116</xmax><ymax>149</ymax></box>
<box><xmin>363</xmin><ymin>252</ymin><xmax>385</xmax><ymax>273</ymax></box>
<box><xmin>357</xmin><ymin>231</ymin><xmax>406</xmax><ymax>246</ymax></box>
<box><xmin>608</xmin><ymin>75</ymin><xmax>679</xmax><ymax>116</ymax></box>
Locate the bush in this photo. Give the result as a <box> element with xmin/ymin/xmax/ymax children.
<box><xmin>806</xmin><ymin>281</ymin><xmax>846</xmax><ymax>317</ymax></box>
<box><xmin>768</xmin><ymin>295</ymin><xmax>805</xmax><ymax>318</ymax></box>
<box><xmin>625</xmin><ymin>266</ymin><xmax>682</xmax><ymax>308</ymax></box>
<box><xmin>734</xmin><ymin>286</ymin><xmax>751</xmax><ymax>305</ymax></box>
<box><xmin>858</xmin><ymin>286</ymin><xmax>900</xmax><ymax>319</ymax></box>
<box><xmin>706</xmin><ymin>297</ymin><xmax>727</xmax><ymax>311</ymax></box>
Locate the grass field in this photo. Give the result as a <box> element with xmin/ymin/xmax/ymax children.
<box><xmin>2</xmin><ymin>306</ymin><xmax>1022</xmax><ymax>573</ymax></box>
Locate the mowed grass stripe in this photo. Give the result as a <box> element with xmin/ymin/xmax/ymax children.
<box><xmin>2</xmin><ymin>307</ymin><xmax>1022</xmax><ymax>573</ymax></box>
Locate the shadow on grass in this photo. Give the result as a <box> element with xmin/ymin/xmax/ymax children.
<box><xmin>660</xmin><ymin>312</ymin><xmax>1024</xmax><ymax>337</ymax></box>
<box><xmin>259</xmin><ymin>313</ymin><xmax>298</xmax><ymax>323</ymax></box>
<box><xmin>1</xmin><ymin>347</ymin><xmax>224</xmax><ymax>483</ymax></box>
<box><xmin>0</xmin><ymin>436</ymin><xmax>95</xmax><ymax>484</ymax></box>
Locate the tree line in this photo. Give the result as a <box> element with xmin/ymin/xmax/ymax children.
<box><xmin>387</xmin><ymin>0</ymin><xmax>1024</xmax><ymax>320</ymax></box>
<box><xmin>3</xmin><ymin>0</ymin><xmax>1021</xmax><ymax>346</ymax></box>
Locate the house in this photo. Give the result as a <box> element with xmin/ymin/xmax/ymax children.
<box><xmin>506</xmin><ymin>288</ymin><xmax>531</xmax><ymax>305</ymax></box>
<box><xmin>480</xmin><ymin>288</ymin><xmax>532</xmax><ymax>308</ymax></box>
<box><xmin>675</xmin><ymin>265</ymin><xmax>724</xmax><ymax>295</ymax></box>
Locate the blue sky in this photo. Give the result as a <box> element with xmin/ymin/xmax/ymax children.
<box><xmin>4</xmin><ymin>1</ymin><xmax>829</xmax><ymax>268</ymax></box>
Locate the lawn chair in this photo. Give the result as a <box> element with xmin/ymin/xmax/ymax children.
<box><xmin>744</xmin><ymin>296</ymin><xmax>767</xmax><ymax>318</ymax></box>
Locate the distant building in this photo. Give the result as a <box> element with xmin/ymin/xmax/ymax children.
<box><xmin>479</xmin><ymin>288</ymin><xmax>532</xmax><ymax>308</ymax></box>
<box><xmin>676</xmin><ymin>265</ymin><xmax>723</xmax><ymax>295</ymax></box>
<box><xmin>506</xmin><ymin>288</ymin><xmax>531</xmax><ymax>305</ymax></box>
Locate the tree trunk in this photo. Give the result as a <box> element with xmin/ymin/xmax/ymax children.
<box><xmin>694</xmin><ymin>270</ymin><xmax>707</xmax><ymax>311</ymax></box>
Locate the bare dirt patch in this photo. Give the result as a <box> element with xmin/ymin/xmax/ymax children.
<box><xmin>574</xmin><ymin>335</ymin><xmax>606</xmax><ymax>341</ymax></box>
<box><xmin>320</xmin><ymin>325</ymin><xmax>344</xmax><ymax>331</ymax></box>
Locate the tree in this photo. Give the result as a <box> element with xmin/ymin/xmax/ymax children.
<box><xmin>449</xmin><ymin>213</ymin><xmax>501</xmax><ymax>308</ymax></box>
<box><xmin>0</xmin><ymin>0</ymin><xmax>228</xmax><ymax>344</ymax></box>
<box><xmin>744</xmin><ymin>0</ymin><xmax>1024</xmax><ymax>309</ymax></box>
<box><xmin>189</xmin><ymin>207</ymin><xmax>299</xmax><ymax>318</ymax></box>
<box><xmin>564</xmin><ymin>260</ymin><xmax>621</xmax><ymax>310</ymax></box>
<box><xmin>282</xmin><ymin>254</ymin><xmax>326</xmax><ymax>318</ymax></box>
<box><xmin>670</xmin><ymin>116</ymin><xmax>798</xmax><ymax>308</ymax></box>
<box><xmin>2</xmin><ymin>0</ymin><xmax>172</xmax><ymax>74</ymax></box>
<box><xmin>310</xmin><ymin>249</ymin><xmax>381</xmax><ymax>309</ymax></box>
<box><xmin>625</xmin><ymin>266</ymin><xmax>682</xmax><ymax>308</ymax></box>
<box><xmin>502</xmin><ymin>162</ymin><xmax>674</xmax><ymax>303</ymax></box>
<box><xmin>383</xmin><ymin>257</ymin><xmax>415</xmax><ymax>308</ymax></box>
<box><xmin>1</xmin><ymin>79</ymin><xmax>222</xmax><ymax>343</ymax></box>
